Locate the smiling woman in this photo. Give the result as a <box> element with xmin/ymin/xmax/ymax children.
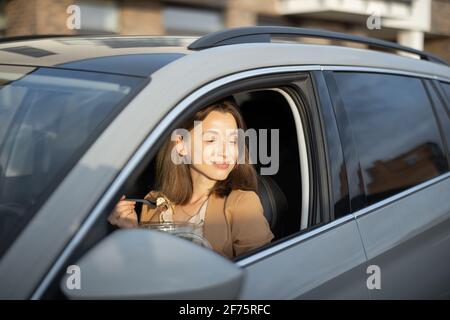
<box><xmin>108</xmin><ymin>97</ymin><xmax>274</xmax><ymax>259</ymax></box>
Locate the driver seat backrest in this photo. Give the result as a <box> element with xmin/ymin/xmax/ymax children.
<box><xmin>257</xmin><ymin>175</ymin><xmax>288</xmax><ymax>240</ymax></box>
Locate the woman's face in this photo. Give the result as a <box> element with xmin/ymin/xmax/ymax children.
<box><xmin>185</xmin><ymin>110</ymin><xmax>239</xmax><ymax>181</ymax></box>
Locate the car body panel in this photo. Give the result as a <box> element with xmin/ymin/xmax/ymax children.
<box><xmin>237</xmin><ymin>217</ymin><xmax>369</xmax><ymax>299</ymax></box>
<box><xmin>355</xmin><ymin>174</ymin><xmax>450</xmax><ymax>299</ymax></box>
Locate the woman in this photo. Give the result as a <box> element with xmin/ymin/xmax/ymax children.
<box><xmin>108</xmin><ymin>97</ymin><xmax>274</xmax><ymax>259</ymax></box>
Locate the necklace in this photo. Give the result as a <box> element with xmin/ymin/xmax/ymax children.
<box><xmin>177</xmin><ymin>195</ymin><xmax>209</xmax><ymax>221</ymax></box>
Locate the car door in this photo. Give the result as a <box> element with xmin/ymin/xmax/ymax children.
<box><xmin>325</xmin><ymin>70</ymin><xmax>450</xmax><ymax>299</ymax></box>
<box><xmin>30</xmin><ymin>66</ymin><xmax>370</xmax><ymax>300</ymax></box>
<box><xmin>236</xmin><ymin>217</ymin><xmax>369</xmax><ymax>299</ymax></box>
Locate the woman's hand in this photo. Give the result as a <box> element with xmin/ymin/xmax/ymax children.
<box><xmin>108</xmin><ymin>195</ymin><xmax>138</xmax><ymax>228</ymax></box>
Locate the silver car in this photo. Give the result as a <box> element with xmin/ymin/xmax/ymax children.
<box><xmin>0</xmin><ymin>27</ymin><xmax>449</xmax><ymax>299</ymax></box>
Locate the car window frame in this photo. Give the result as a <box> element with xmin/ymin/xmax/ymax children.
<box><xmin>30</xmin><ymin>67</ymin><xmax>334</xmax><ymax>299</ymax></box>
<box><xmin>88</xmin><ymin>72</ymin><xmax>325</xmax><ymax>264</ymax></box>
<box><xmin>325</xmin><ymin>69</ymin><xmax>450</xmax><ymax>213</ymax></box>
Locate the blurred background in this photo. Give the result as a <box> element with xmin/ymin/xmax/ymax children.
<box><xmin>0</xmin><ymin>0</ymin><xmax>448</xmax><ymax>62</ymax></box>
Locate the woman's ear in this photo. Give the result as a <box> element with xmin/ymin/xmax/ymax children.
<box><xmin>175</xmin><ymin>134</ymin><xmax>188</xmax><ymax>156</ymax></box>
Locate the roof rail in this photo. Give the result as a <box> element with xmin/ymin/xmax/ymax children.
<box><xmin>188</xmin><ymin>26</ymin><xmax>448</xmax><ymax>66</ymax></box>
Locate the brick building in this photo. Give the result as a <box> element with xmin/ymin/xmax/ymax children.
<box><xmin>0</xmin><ymin>0</ymin><xmax>449</xmax><ymax>62</ymax></box>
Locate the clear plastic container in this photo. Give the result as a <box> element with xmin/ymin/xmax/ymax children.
<box><xmin>139</xmin><ymin>222</ymin><xmax>212</xmax><ymax>249</ymax></box>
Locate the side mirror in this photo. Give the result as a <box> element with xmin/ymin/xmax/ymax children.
<box><xmin>61</xmin><ymin>229</ymin><xmax>244</xmax><ymax>299</ymax></box>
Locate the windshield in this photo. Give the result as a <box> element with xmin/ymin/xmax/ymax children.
<box><xmin>0</xmin><ymin>65</ymin><xmax>145</xmax><ymax>256</ymax></box>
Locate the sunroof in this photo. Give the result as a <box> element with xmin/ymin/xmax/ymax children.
<box><xmin>1</xmin><ymin>46</ymin><xmax>56</xmax><ymax>58</ymax></box>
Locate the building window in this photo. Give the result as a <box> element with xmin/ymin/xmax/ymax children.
<box><xmin>77</xmin><ymin>0</ymin><xmax>119</xmax><ymax>34</ymax></box>
<box><xmin>163</xmin><ymin>6</ymin><xmax>223</xmax><ymax>36</ymax></box>
<box><xmin>0</xmin><ymin>0</ymin><xmax>5</xmax><ymax>36</ymax></box>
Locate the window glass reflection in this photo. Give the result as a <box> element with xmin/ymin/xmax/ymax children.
<box><xmin>334</xmin><ymin>72</ymin><xmax>448</xmax><ymax>205</ymax></box>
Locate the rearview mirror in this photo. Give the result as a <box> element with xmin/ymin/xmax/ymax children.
<box><xmin>61</xmin><ymin>229</ymin><xmax>244</xmax><ymax>299</ymax></box>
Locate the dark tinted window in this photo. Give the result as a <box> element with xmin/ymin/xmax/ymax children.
<box><xmin>333</xmin><ymin>72</ymin><xmax>448</xmax><ymax>205</ymax></box>
<box><xmin>441</xmin><ymin>82</ymin><xmax>450</xmax><ymax>106</ymax></box>
<box><xmin>428</xmin><ymin>81</ymin><xmax>450</xmax><ymax>162</ymax></box>
<box><xmin>0</xmin><ymin>66</ymin><xmax>143</xmax><ymax>256</ymax></box>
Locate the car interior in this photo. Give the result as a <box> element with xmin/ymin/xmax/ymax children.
<box><xmin>123</xmin><ymin>88</ymin><xmax>304</xmax><ymax>242</ymax></box>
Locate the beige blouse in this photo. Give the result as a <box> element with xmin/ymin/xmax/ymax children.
<box><xmin>140</xmin><ymin>189</ymin><xmax>274</xmax><ymax>259</ymax></box>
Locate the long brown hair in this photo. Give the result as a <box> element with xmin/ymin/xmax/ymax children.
<box><xmin>154</xmin><ymin>97</ymin><xmax>258</xmax><ymax>205</ymax></box>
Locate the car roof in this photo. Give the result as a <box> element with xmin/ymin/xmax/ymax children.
<box><xmin>0</xmin><ymin>34</ymin><xmax>449</xmax><ymax>80</ymax></box>
<box><xmin>0</xmin><ymin>36</ymin><xmax>194</xmax><ymax>77</ymax></box>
